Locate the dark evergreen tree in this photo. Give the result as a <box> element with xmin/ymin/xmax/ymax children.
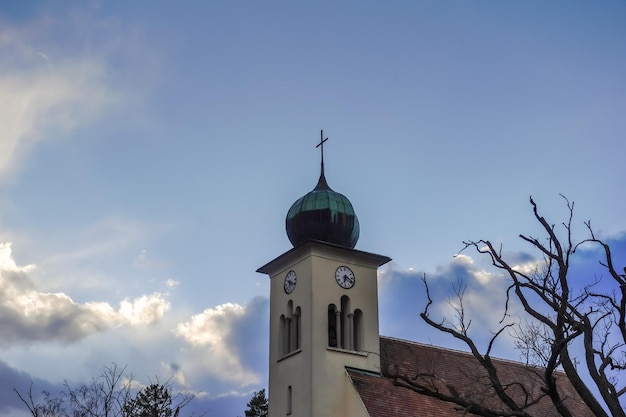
<box><xmin>124</xmin><ymin>384</ymin><xmax>179</xmax><ymax>417</ymax></box>
<box><xmin>243</xmin><ymin>389</ymin><xmax>268</xmax><ymax>417</ymax></box>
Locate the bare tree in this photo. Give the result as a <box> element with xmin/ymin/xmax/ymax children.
<box><xmin>65</xmin><ymin>363</ymin><xmax>132</xmax><ymax>417</ymax></box>
<box><xmin>384</xmin><ymin>196</ymin><xmax>625</xmax><ymax>417</ymax></box>
<box><xmin>14</xmin><ymin>364</ymin><xmax>131</xmax><ymax>417</ymax></box>
<box><xmin>14</xmin><ymin>363</ymin><xmax>199</xmax><ymax>417</ymax></box>
<box><xmin>14</xmin><ymin>383</ymin><xmax>67</xmax><ymax>417</ymax></box>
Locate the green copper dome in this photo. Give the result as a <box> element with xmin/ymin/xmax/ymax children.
<box><xmin>286</xmin><ymin>171</ymin><xmax>360</xmax><ymax>248</ymax></box>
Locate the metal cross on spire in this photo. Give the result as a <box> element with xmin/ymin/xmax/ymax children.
<box><xmin>314</xmin><ymin>129</ymin><xmax>330</xmax><ymax>190</ymax></box>
<box><xmin>316</xmin><ymin>129</ymin><xmax>328</xmax><ymax>176</ymax></box>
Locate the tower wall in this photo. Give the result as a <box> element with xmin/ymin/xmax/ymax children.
<box><xmin>258</xmin><ymin>241</ymin><xmax>390</xmax><ymax>417</ymax></box>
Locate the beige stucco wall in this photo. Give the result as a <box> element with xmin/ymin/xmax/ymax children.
<box><xmin>343</xmin><ymin>369</ymin><xmax>372</xmax><ymax>417</ymax></box>
<box><xmin>259</xmin><ymin>241</ymin><xmax>389</xmax><ymax>417</ymax></box>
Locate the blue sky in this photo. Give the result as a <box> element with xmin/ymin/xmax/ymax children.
<box><xmin>1</xmin><ymin>1</ymin><xmax>625</xmax><ymax>416</ymax></box>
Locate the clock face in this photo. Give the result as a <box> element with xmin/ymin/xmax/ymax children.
<box><xmin>284</xmin><ymin>270</ymin><xmax>297</xmax><ymax>294</ymax></box>
<box><xmin>335</xmin><ymin>266</ymin><xmax>355</xmax><ymax>289</ymax></box>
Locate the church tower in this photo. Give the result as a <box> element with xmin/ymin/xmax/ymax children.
<box><xmin>257</xmin><ymin>131</ymin><xmax>390</xmax><ymax>417</ymax></box>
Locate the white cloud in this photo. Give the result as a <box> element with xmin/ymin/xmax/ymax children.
<box><xmin>166</xmin><ymin>278</ymin><xmax>180</xmax><ymax>288</ymax></box>
<box><xmin>510</xmin><ymin>259</ymin><xmax>544</xmax><ymax>276</ymax></box>
<box><xmin>0</xmin><ymin>242</ymin><xmax>35</xmax><ymax>273</ymax></box>
<box><xmin>453</xmin><ymin>253</ymin><xmax>474</xmax><ymax>265</ymax></box>
<box><xmin>177</xmin><ymin>303</ymin><xmax>245</xmax><ymax>346</ymax></box>
<box><xmin>175</xmin><ymin>302</ymin><xmax>265</xmax><ymax>386</ymax></box>
<box><xmin>118</xmin><ymin>294</ymin><xmax>171</xmax><ymax>325</ymax></box>
<box><xmin>0</xmin><ymin>242</ymin><xmax>170</xmax><ymax>348</ymax></box>
<box><xmin>432</xmin><ymin>258</ymin><xmax>511</xmax><ymax>327</ymax></box>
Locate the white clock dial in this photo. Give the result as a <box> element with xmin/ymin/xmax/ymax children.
<box><xmin>284</xmin><ymin>270</ymin><xmax>297</xmax><ymax>294</ymax></box>
<box><xmin>335</xmin><ymin>266</ymin><xmax>355</xmax><ymax>289</ymax></box>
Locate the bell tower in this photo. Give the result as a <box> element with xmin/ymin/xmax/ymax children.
<box><xmin>257</xmin><ymin>131</ymin><xmax>390</xmax><ymax>417</ymax></box>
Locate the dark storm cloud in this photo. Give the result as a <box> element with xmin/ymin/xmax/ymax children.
<box><xmin>0</xmin><ymin>360</ymin><xmax>62</xmax><ymax>416</ymax></box>
<box><xmin>174</xmin><ymin>297</ymin><xmax>269</xmax><ymax>387</ymax></box>
<box><xmin>378</xmin><ymin>266</ymin><xmax>428</xmax><ymax>337</ymax></box>
<box><xmin>229</xmin><ymin>296</ymin><xmax>269</xmax><ymax>376</ymax></box>
<box><xmin>379</xmin><ymin>234</ymin><xmax>626</xmax><ymax>360</ymax></box>
<box><xmin>379</xmin><ymin>254</ymin><xmax>489</xmax><ymax>326</ymax></box>
<box><xmin>573</xmin><ymin>233</ymin><xmax>626</xmax><ymax>269</ymax></box>
<box><xmin>378</xmin><ymin>253</ymin><xmax>520</xmax><ymax>351</ymax></box>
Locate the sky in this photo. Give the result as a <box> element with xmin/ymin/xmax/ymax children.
<box><xmin>1</xmin><ymin>1</ymin><xmax>625</xmax><ymax>416</ymax></box>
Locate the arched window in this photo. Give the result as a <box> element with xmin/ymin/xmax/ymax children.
<box><xmin>286</xmin><ymin>301</ymin><xmax>293</xmax><ymax>353</ymax></box>
<box><xmin>328</xmin><ymin>304</ymin><xmax>338</xmax><ymax>347</ymax></box>
<box><xmin>294</xmin><ymin>306</ymin><xmax>301</xmax><ymax>350</ymax></box>
<box><xmin>341</xmin><ymin>296</ymin><xmax>352</xmax><ymax>350</ymax></box>
<box><xmin>280</xmin><ymin>301</ymin><xmax>301</xmax><ymax>356</ymax></box>
<box><xmin>328</xmin><ymin>297</ymin><xmax>364</xmax><ymax>352</ymax></box>
<box><xmin>279</xmin><ymin>314</ymin><xmax>286</xmax><ymax>356</ymax></box>
<box><xmin>353</xmin><ymin>309</ymin><xmax>363</xmax><ymax>351</ymax></box>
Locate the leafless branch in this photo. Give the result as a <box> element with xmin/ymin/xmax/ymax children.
<box><xmin>395</xmin><ymin>196</ymin><xmax>625</xmax><ymax>417</ymax></box>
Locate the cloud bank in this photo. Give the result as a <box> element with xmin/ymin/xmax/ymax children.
<box><xmin>175</xmin><ymin>297</ymin><xmax>269</xmax><ymax>388</ymax></box>
<box><xmin>0</xmin><ymin>242</ymin><xmax>170</xmax><ymax>348</ymax></box>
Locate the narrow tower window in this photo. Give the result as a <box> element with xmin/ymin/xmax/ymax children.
<box><xmin>287</xmin><ymin>385</ymin><xmax>292</xmax><ymax>415</ymax></box>
<box><xmin>294</xmin><ymin>306</ymin><xmax>301</xmax><ymax>350</ymax></box>
<box><xmin>328</xmin><ymin>304</ymin><xmax>338</xmax><ymax>347</ymax></box>
<box><xmin>353</xmin><ymin>309</ymin><xmax>363</xmax><ymax>351</ymax></box>
<box><xmin>280</xmin><ymin>301</ymin><xmax>301</xmax><ymax>356</ymax></box>
<box><xmin>340</xmin><ymin>296</ymin><xmax>352</xmax><ymax>350</ymax></box>
<box><xmin>279</xmin><ymin>314</ymin><xmax>286</xmax><ymax>356</ymax></box>
<box><xmin>329</xmin><ymin>298</ymin><xmax>363</xmax><ymax>352</ymax></box>
<box><xmin>286</xmin><ymin>301</ymin><xmax>293</xmax><ymax>353</ymax></box>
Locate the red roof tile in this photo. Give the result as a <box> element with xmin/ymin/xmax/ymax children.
<box><xmin>348</xmin><ymin>336</ymin><xmax>593</xmax><ymax>417</ymax></box>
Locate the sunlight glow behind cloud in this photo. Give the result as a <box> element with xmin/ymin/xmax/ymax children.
<box><xmin>0</xmin><ymin>18</ymin><xmax>119</xmax><ymax>181</ymax></box>
<box><xmin>175</xmin><ymin>302</ymin><xmax>263</xmax><ymax>386</ymax></box>
<box><xmin>0</xmin><ymin>242</ymin><xmax>170</xmax><ymax>348</ymax></box>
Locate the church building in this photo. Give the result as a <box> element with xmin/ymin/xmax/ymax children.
<box><xmin>257</xmin><ymin>132</ymin><xmax>593</xmax><ymax>417</ymax></box>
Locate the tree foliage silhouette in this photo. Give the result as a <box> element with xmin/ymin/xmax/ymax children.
<box><xmin>243</xmin><ymin>389</ymin><xmax>268</xmax><ymax>417</ymax></box>
<box><xmin>124</xmin><ymin>383</ymin><xmax>184</xmax><ymax>417</ymax></box>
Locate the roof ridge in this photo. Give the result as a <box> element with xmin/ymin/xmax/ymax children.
<box><xmin>380</xmin><ymin>335</ymin><xmax>564</xmax><ymax>373</ymax></box>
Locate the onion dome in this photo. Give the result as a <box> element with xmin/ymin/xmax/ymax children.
<box><xmin>285</xmin><ymin>132</ymin><xmax>360</xmax><ymax>248</ymax></box>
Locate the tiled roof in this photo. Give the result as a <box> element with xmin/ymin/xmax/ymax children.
<box><xmin>348</xmin><ymin>336</ymin><xmax>593</xmax><ymax>417</ymax></box>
